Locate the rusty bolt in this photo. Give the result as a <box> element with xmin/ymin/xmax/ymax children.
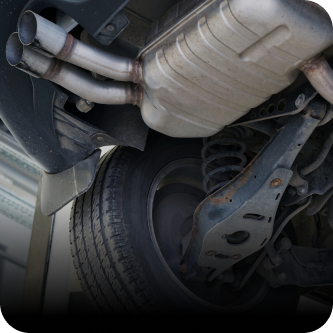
<box><xmin>270</xmin><ymin>179</ymin><xmax>283</xmax><ymax>187</ymax></box>
<box><xmin>230</xmin><ymin>254</ymin><xmax>241</xmax><ymax>260</ymax></box>
<box><xmin>205</xmin><ymin>250</ymin><xmax>217</xmax><ymax>256</ymax></box>
<box><xmin>295</xmin><ymin>94</ymin><xmax>306</xmax><ymax>109</ymax></box>
<box><xmin>277</xmin><ymin>273</ymin><xmax>287</xmax><ymax>282</ymax></box>
<box><xmin>97</xmin><ymin>136</ymin><xmax>104</xmax><ymax>141</ymax></box>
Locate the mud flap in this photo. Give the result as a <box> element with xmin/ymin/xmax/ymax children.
<box><xmin>40</xmin><ymin>149</ymin><xmax>101</xmax><ymax>216</ymax></box>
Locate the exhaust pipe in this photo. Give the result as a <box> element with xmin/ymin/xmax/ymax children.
<box><xmin>6</xmin><ymin>33</ymin><xmax>141</xmax><ymax>106</ymax></box>
<box><xmin>18</xmin><ymin>11</ymin><xmax>142</xmax><ymax>83</ymax></box>
<box><xmin>300</xmin><ymin>56</ymin><xmax>333</xmax><ymax>106</ymax></box>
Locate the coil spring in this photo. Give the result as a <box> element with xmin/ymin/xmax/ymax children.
<box><xmin>202</xmin><ymin>127</ymin><xmax>250</xmax><ymax>196</ymax></box>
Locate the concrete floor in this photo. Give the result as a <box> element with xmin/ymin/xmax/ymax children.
<box><xmin>297</xmin><ymin>296</ymin><xmax>332</xmax><ymax>316</ymax></box>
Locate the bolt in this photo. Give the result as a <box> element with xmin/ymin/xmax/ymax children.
<box><xmin>281</xmin><ymin>238</ymin><xmax>292</xmax><ymax>250</ymax></box>
<box><xmin>97</xmin><ymin>136</ymin><xmax>104</xmax><ymax>141</ymax></box>
<box><xmin>295</xmin><ymin>93</ymin><xmax>306</xmax><ymax>109</ymax></box>
<box><xmin>205</xmin><ymin>250</ymin><xmax>217</xmax><ymax>256</ymax></box>
<box><xmin>277</xmin><ymin>273</ymin><xmax>287</xmax><ymax>282</ymax></box>
<box><xmin>76</xmin><ymin>98</ymin><xmax>94</xmax><ymax>113</ymax></box>
<box><xmin>298</xmin><ymin>186</ymin><xmax>306</xmax><ymax>195</ymax></box>
<box><xmin>288</xmin><ymin>187</ymin><xmax>297</xmax><ymax>197</ymax></box>
<box><xmin>106</xmin><ymin>24</ymin><xmax>115</xmax><ymax>32</ymax></box>
<box><xmin>270</xmin><ymin>178</ymin><xmax>283</xmax><ymax>187</ymax></box>
<box><xmin>230</xmin><ymin>254</ymin><xmax>241</xmax><ymax>260</ymax></box>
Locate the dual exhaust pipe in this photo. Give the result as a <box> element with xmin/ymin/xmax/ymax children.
<box><xmin>6</xmin><ymin>11</ymin><xmax>142</xmax><ymax>106</ymax></box>
<box><xmin>6</xmin><ymin>10</ymin><xmax>333</xmax><ymax>112</ymax></box>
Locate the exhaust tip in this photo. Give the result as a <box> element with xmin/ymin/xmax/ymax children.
<box><xmin>6</xmin><ymin>33</ymin><xmax>24</xmax><ymax>66</ymax></box>
<box><xmin>18</xmin><ymin>11</ymin><xmax>37</xmax><ymax>45</ymax></box>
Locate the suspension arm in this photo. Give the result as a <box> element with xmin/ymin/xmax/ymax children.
<box><xmin>180</xmin><ymin>97</ymin><xmax>326</xmax><ymax>281</ymax></box>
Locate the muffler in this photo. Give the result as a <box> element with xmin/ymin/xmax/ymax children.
<box><xmin>7</xmin><ymin>0</ymin><xmax>333</xmax><ymax>138</ymax></box>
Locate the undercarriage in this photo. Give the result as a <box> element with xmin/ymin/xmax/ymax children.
<box><xmin>1</xmin><ymin>0</ymin><xmax>333</xmax><ymax>316</ymax></box>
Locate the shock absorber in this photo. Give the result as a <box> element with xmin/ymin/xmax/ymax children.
<box><xmin>201</xmin><ymin>127</ymin><xmax>250</xmax><ymax>196</ymax></box>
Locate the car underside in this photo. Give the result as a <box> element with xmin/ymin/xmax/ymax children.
<box><xmin>1</xmin><ymin>0</ymin><xmax>333</xmax><ymax>316</ymax></box>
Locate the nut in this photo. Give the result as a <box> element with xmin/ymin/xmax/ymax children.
<box><xmin>75</xmin><ymin>98</ymin><xmax>95</xmax><ymax>113</ymax></box>
<box><xmin>295</xmin><ymin>93</ymin><xmax>306</xmax><ymax>109</ymax></box>
<box><xmin>298</xmin><ymin>186</ymin><xmax>306</xmax><ymax>195</ymax></box>
<box><xmin>270</xmin><ymin>178</ymin><xmax>283</xmax><ymax>187</ymax></box>
<box><xmin>97</xmin><ymin>137</ymin><xmax>104</xmax><ymax>141</ymax></box>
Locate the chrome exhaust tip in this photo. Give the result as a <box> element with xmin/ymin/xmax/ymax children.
<box><xmin>6</xmin><ymin>32</ymin><xmax>54</xmax><ymax>77</ymax></box>
<box><xmin>17</xmin><ymin>11</ymin><xmax>37</xmax><ymax>45</ymax></box>
<box><xmin>18</xmin><ymin>10</ymin><xmax>67</xmax><ymax>57</ymax></box>
<box><xmin>17</xmin><ymin>10</ymin><xmax>142</xmax><ymax>82</ymax></box>
<box><xmin>6</xmin><ymin>33</ymin><xmax>24</xmax><ymax>67</ymax></box>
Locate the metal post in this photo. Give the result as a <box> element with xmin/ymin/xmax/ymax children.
<box><xmin>21</xmin><ymin>176</ymin><xmax>53</xmax><ymax>315</ymax></box>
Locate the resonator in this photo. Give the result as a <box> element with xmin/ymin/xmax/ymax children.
<box><xmin>6</xmin><ymin>0</ymin><xmax>333</xmax><ymax>137</ymax></box>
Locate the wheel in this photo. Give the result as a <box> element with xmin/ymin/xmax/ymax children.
<box><xmin>70</xmin><ymin>132</ymin><xmax>300</xmax><ymax>315</ymax></box>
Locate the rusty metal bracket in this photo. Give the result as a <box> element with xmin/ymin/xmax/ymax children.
<box><xmin>180</xmin><ymin>97</ymin><xmax>326</xmax><ymax>281</ymax></box>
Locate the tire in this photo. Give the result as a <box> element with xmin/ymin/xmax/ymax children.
<box><xmin>69</xmin><ymin>132</ymin><xmax>300</xmax><ymax>315</ymax></box>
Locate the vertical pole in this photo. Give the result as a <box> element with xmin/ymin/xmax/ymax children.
<box><xmin>21</xmin><ymin>176</ymin><xmax>53</xmax><ymax>314</ymax></box>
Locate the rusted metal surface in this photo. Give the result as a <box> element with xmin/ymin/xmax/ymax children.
<box><xmin>56</xmin><ymin>34</ymin><xmax>76</xmax><ymax>61</ymax></box>
<box><xmin>130</xmin><ymin>59</ymin><xmax>143</xmax><ymax>84</ymax></box>
<box><xmin>42</xmin><ymin>58</ymin><xmax>62</xmax><ymax>81</ymax></box>
<box><xmin>299</xmin><ymin>56</ymin><xmax>326</xmax><ymax>73</ymax></box>
<box><xmin>270</xmin><ymin>179</ymin><xmax>283</xmax><ymax>187</ymax></box>
<box><xmin>129</xmin><ymin>84</ymin><xmax>143</xmax><ymax>106</ymax></box>
<box><xmin>299</xmin><ymin>56</ymin><xmax>333</xmax><ymax>105</ymax></box>
<box><xmin>180</xmin><ymin>99</ymin><xmax>325</xmax><ymax>281</ymax></box>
